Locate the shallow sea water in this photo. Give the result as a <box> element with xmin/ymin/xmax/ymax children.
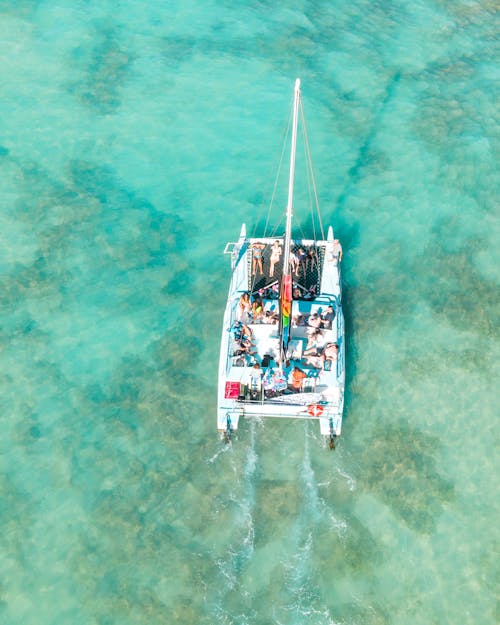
<box><xmin>0</xmin><ymin>1</ymin><xmax>498</xmax><ymax>624</ymax></box>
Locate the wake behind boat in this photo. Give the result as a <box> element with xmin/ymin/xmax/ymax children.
<box><xmin>217</xmin><ymin>79</ymin><xmax>345</xmax><ymax>448</ymax></box>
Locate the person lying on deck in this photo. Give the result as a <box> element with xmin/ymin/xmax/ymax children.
<box><xmin>231</xmin><ymin>324</ymin><xmax>255</xmax><ymax>357</ymax></box>
<box><xmin>292</xmin><ymin>313</ymin><xmax>306</xmax><ymax>327</ymax></box>
<box><xmin>307</xmin><ymin>312</ymin><xmax>322</xmax><ymax>330</ymax></box>
<box><xmin>304</xmin><ymin>353</ymin><xmax>325</xmax><ymax>369</ymax></box>
<box><xmin>324</xmin><ymin>343</ymin><xmax>339</xmax><ymax>363</ymax></box>
<box><xmin>251</xmin><ymin>242</ymin><xmax>266</xmax><ymax>275</ymax></box>
<box><xmin>304</xmin><ymin>329</ymin><xmax>323</xmax><ymax>355</ymax></box>
<box><xmin>269</xmin><ymin>240</ymin><xmax>282</xmax><ymax>277</ymax></box>
<box><xmin>321</xmin><ymin>305</ymin><xmax>335</xmax><ymax>329</ymax></box>
<box><xmin>263</xmin><ymin>310</ymin><xmax>279</xmax><ymax>324</ymax></box>
<box><xmin>304</xmin><ymin>342</ymin><xmax>338</xmax><ymax>369</ymax></box>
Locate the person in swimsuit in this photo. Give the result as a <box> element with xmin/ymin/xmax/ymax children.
<box><xmin>324</xmin><ymin>342</ymin><xmax>339</xmax><ymax>364</ymax></box>
<box><xmin>321</xmin><ymin>305</ymin><xmax>335</xmax><ymax>329</ymax></box>
<box><xmin>304</xmin><ymin>329</ymin><xmax>323</xmax><ymax>355</ymax></box>
<box><xmin>304</xmin><ymin>353</ymin><xmax>324</xmax><ymax>369</ymax></box>
<box><xmin>332</xmin><ymin>238</ymin><xmax>342</xmax><ymax>262</ymax></box>
<box><xmin>251</xmin><ymin>242</ymin><xmax>266</xmax><ymax>275</ymax></box>
<box><xmin>269</xmin><ymin>240</ymin><xmax>282</xmax><ymax>277</ymax></box>
<box><xmin>296</xmin><ymin>247</ymin><xmax>307</xmax><ymax>276</ymax></box>
<box><xmin>306</xmin><ymin>247</ymin><xmax>318</xmax><ymax>273</ymax></box>
<box><xmin>307</xmin><ymin>312</ymin><xmax>322</xmax><ymax>330</ymax></box>
<box><xmin>251</xmin><ymin>295</ymin><xmax>264</xmax><ymax>322</ymax></box>
<box><xmin>237</xmin><ymin>292</ymin><xmax>252</xmax><ymax>321</ymax></box>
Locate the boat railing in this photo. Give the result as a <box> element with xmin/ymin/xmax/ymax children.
<box><xmin>225</xmin><ymin>239</ymin><xmax>249</xmax><ymax>270</ymax></box>
<box><xmin>336</xmin><ymin>304</ymin><xmax>345</xmax><ymax>379</ymax></box>
<box><xmin>223</xmin><ymin>241</ymin><xmax>238</xmax><ymax>255</ymax></box>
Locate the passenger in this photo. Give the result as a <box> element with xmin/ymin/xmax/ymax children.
<box><xmin>296</xmin><ymin>247</ymin><xmax>307</xmax><ymax>276</ymax></box>
<box><xmin>230</xmin><ymin>324</ymin><xmax>253</xmax><ymax>356</ymax></box>
<box><xmin>263</xmin><ymin>367</ymin><xmax>274</xmax><ymax>393</ymax></box>
<box><xmin>304</xmin><ymin>329</ymin><xmax>323</xmax><ymax>355</ymax></box>
<box><xmin>304</xmin><ymin>353</ymin><xmax>324</xmax><ymax>369</ymax></box>
<box><xmin>251</xmin><ymin>295</ymin><xmax>264</xmax><ymax>322</ymax></box>
<box><xmin>269</xmin><ymin>240</ymin><xmax>282</xmax><ymax>277</ymax></box>
<box><xmin>251</xmin><ymin>242</ymin><xmax>266</xmax><ymax>275</ymax></box>
<box><xmin>263</xmin><ymin>310</ymin><xmax>273</xmax><ymax>324</ymax></box>
<box><xmin>237</xmin><ymin>292</ymin><xmax>252</xmax><ymax>322</ymax></box>
<box><xmin>231</xmin><ymin>337</ymin><xmax>247</xmax><ymax>357</ymax></box>
<box><xmin>249</xmin><ymin>362</ymin><xmax>263</xmax><ymax>383</ymax></box>
<box><xmin>290</xmin><ymin>250</ymin><xmax>299</xmax><ymax>275</ymax></box>
<box><xmin>306</xmin><ymin>247</ymin><xmax>319</xmax><ymax>272</ymax></box>
<box><xmin>307</xmin><ymin>312</ymin><xmax>322</xmax><ymax>330</ymax></box>
<box><xmin>261</xmin><ymin>353</ymin><xmax>273</xmax><ymax>368</ymax></box>
<box><xmin>289</xmin><ymin>366</ymin><xmax>307</xmax><ymax>392</ymax></box>
<box><xmin>293</xmin><ymin>287</ymin><xmax>301</xmax><ymax>299</ymax></box>
<box><xmin>240</xmin><ymin>324</ymin><xmax>254</xmax><ymax>347</ymax></box>
<box><xmin>321</xmin><ymin>305</ymin><xmax>336</xmax><ymax>329</ymax></box>
<box><xmin>332</xmin><ymin>238</ymin><xmax>343</xmax><ymax>262</ymax></box>
<box><xmin>324</xmin><ymin>343</ymin><xmax>339</xmax><ymax>364</ymax></box>
<box><xmin>250</xmin><ymin>362</ymin><xmax>262</xmax><ymax>376</ymax></box>
<box><xmin>304</xmin><ymin>285</ymin><xmax>317</xmax><ymax>300</ymax></box>
<box><xmin>231</xmin><ymin>320</ymin><xmax>243</xmax><ymax>340</ymax></box>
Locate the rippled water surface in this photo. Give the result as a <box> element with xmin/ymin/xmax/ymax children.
<box><xmin>0</xmin><ymin>1</ymin><xmax>498</xmax><ymax>624</ymax></box>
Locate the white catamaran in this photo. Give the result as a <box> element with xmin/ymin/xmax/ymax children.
<box><xmin>217</xmin><ymin>79</ymin><xmax>345</xmax><ymax>448</ymax></box>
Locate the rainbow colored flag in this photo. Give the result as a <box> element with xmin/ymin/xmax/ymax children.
<box><xmin>280</xmin><ymin>273</ymin><xmax>292</xmax><ymax>350</ymax></box>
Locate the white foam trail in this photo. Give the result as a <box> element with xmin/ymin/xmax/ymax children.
<box><xmin>275</xmin><ymin>425</ymin><xmax>350</xmax><ymax>624</ymax></box>
<box><xmin>207</xmin><ymin>443</ymin><xmax>232</xmax><ymax>464</ymax></box>
<box><xmin>302</xmin><ymin>428</ymin><xmax>321</xmax><ymax>521</ymax></box>
<box><xmin>235</xmin><ymin>419</ymin><xmax>257</xmax><ymax>564</ymax></box>
<box><xmin>210</xmin><ymin>420</ymin><xmax>258</xmax><ymax>620</ymax></box>
<box><xmin>303</xmin><ymin>425</ymin><xmax>348</xmax><ymax>533</ymax></box>
<box><xmin>336</xmin><ymin>466</ymin><xmax>357</xmax><ymax>491</ymax></box>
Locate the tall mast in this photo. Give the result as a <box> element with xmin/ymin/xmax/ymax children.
<box><xmin>279</xmin><ymin>78</ymin><xmax>301</xmax><ymax>364</ymax></box>
<box><xmin>283</xmin><ymin>78</ymin><xmax>301</xmax><ymax>279</ymax></box>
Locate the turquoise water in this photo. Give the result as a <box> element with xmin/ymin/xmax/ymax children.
<box><xmin>0</xmin><ymin>1</ymin><xmax>498</xmax><ymax>623</ymax></box>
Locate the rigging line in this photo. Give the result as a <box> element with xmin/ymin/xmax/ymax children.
<box><xmin>252</xmin><ymin>107</ymin><xmax>292</xmax><ymax>239</ymax></box>
<box><xmin>300</xmin><ymin>103</ymin><xmax>325</xmax><ymax>240</ymax></box>
<box><xmin>269</xmin><ymin>214</ymin><xmax>285</xmax><ymax>238</ymax></box>
<box><xmin>263</xmin><ymin>103</ymin><xmax>293</xmax><ymax>238</ymax></box>
<box><xmin>249</xmin><ymin>255</ymin><xmax>258</xmax><ymax>293</ymax></box>
<box><xmin>302</xmin><ymin>120</ymin><xmax>317</xmax><ymax>242</ymax></box>
<box><xmin>251</xmin><ymin>117</ymin><xmax>287</xmax><ymax>239</ymax></box>
<box><xmin>296</xmin><ymin>222</ymin><xmax>307</xmax><ymax>242</ymax></box>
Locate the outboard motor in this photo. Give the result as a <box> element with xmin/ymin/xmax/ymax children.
<box><xmin>328</xmin><ymin>416</ymin><xmax>336</xmax><ymax>450</ymax></box>
<box><xmin>223</xmin><ymin>413</ymin><xmax>233</xmax><ymax>444</ymax></box>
